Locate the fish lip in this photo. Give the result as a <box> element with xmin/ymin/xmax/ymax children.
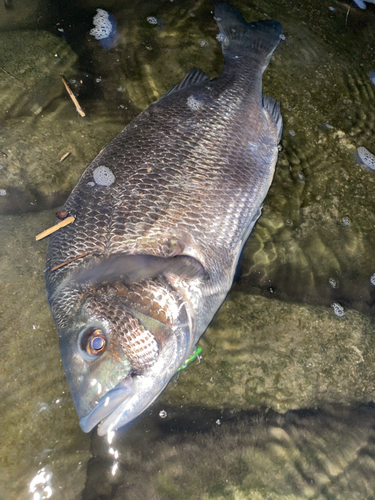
<box><xmin>79</xmin><ymin>376</ymin><xmax>134</xmax><ymax>433</ymax></box>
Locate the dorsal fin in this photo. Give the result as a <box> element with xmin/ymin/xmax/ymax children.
<box><xmin>160</xmin><ymin>68</ymin><xmax>210</xmax><ymax>100</ymax></box>
<box><xmin>262</xmin><ymin>94</ymin><xmax>283</xmax><ymax>143</ymax></box>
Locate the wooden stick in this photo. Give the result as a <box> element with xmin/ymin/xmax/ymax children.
<box><xmin>51</xmin><ymin>252</ymin><xmax>88</xmax><ymax>271</ymax></box>
<box><xmin>61</xmin><ymin>75</ymin><xmax>86</xmax><ymax>117</ymax></box>
<box><xmin>60</xmin><ymin>151</ymin><xmax>71</xmax><ymax>162</ymax></box>
<box><xmin>35</xmin><ymin>216</ymin><xmax>75</xmax><ymax>241</ymax></box>
<box><xmin>0</xmin><ymin>67</ymin><xmax>17</xmax><ymax>80</ymax></box>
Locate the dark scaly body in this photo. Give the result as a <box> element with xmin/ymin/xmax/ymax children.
<box><xmin>45</xmin><ymin>4</ymin><xmax>283</xmax><ymax>435</ymax></box>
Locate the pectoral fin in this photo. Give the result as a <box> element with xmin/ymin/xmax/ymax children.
<box><xmin>71</xmin><ymin>253</ymin><xmax>205</xmax><ymax>288</ymax></box>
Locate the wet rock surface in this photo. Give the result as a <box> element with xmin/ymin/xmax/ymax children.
<box><xmin>0</xmin><ymin>107</ymin><xmax>124</xmax><ymax>214</ymax></box>
<box><xmin>0</xmin><ymin>31</ymin><xmax>78</xmax><ymax>120</ymax></box>
<box><xmin>165</xmin><ymin>291</ymin><xmax>375</xmax><ymax>413</ymax></box>
<box><xmin>85</xmin><ymin>404</ymin><xmax>375</xmax><ymax>500</ymax></box>
<box><xmin>0</xmin><ymin>211</ymin><xmax>91</xmax><ymax>500</ymax></box>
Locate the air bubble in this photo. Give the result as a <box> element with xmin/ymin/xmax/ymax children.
<box><xmin>354</xmin><ymin>146</ymin><xmax>375</xmax><ymax>172</ymax></box>
<box><xmin>329</xmin><ymin>278</ymin><xmax>337</xmax><ymax>288</ymax></box>
<box><xmin>332</xmin><ymin>303</ymin><xmax>345</xmax><ymax>318</ymax></box>
<box><xmin>90</xmin><ymin>9</ymin><xmax>113</xmax><ymax>40</ymax></box>
<box><xmin>342</xmin><ymin>217</ymin><xmax>350</xmax><ymax>226</ymax></box>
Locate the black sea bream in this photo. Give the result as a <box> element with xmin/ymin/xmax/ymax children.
<box><xmin>45</xmin><ymin>3</ymin><xmax>283</xmax><ymax>435</ymax></box>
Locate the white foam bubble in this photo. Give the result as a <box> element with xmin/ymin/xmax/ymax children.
<box><xmin>187</xmin><ymin>95</ymin><xmax>203</xmax><ymax>111</ymax></box>
<box><xmin>329</xmin><ymin>278</ymin><xmax>337</xmax><ymax>288</ymax></box>
<box><xmin>355</xmin><ymin>146</ymin><xmax>375</xmax><ymax>172</ymax></box>
<box><xmin>93</xmin><ymin>166</ymin><xmax>115</xmax><ymax>186</ymax></box>
<box><xmin>147</xmin><ymin>16</ymin><xmax>158</xmax><ymax>24</ymax></box>
<box><xmin>370</xmin><ymin>273</ymin><xmax>375</xmax><ymax>286</ymax></box>
<box><xmin>90</xmin><ymin>9</ymin><xmax>113</xmax><ymax>40</ymax></box>
<box><xmin>332</xmin><ymin>302</ymin><xmax>345</xmax><ymax>318</ymax></box>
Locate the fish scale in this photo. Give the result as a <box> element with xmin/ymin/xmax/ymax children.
<box><xmin>45</xmin><ymin>3</ymin><xmax>283</xmax><ymax>435</ymax></box>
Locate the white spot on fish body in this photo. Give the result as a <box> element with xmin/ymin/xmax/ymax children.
<box><xmin>147</xmin><ymin>16</ymin><xmax>158</xmax><ymax>24</ymax></box>
<box><xmin>93</xmin><ymin>166</ymin><xmax>115</xmax><ymax>186</ymax></box>
<box><xmin>187</xmin><ymin>95</ymin><xmax>203</xmax><ymax>111</ymax></box>
<box><xmin>104</xmin><ymin>396</ymin><xmax>110</xmax><ymax>407</ymax></box>
<box><xmin>0</xmin><ymin>189</ymin><xmax>6</xmax><ymax>196</ymax></box>
<box><xmin>216</xmin><ymin>33</ymin><xmax>226</xmax><ymax>42</ymax></box>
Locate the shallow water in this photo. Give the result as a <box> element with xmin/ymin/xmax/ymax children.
<box><xmin>1</xmin><ymin>0</ymin><xmax>375</xmax><ymax>498</ymax></box>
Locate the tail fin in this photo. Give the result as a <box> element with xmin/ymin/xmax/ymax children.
<box><xmin>215</xmin><ymin>3</ymin><xmax>282</xmax><ymax>70</ymax></box>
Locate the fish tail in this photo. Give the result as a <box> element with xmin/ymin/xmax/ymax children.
<box><xmin>215</xmin><ymin>3</ymin><xmax>282</xmax><ymax>70</ymax></box>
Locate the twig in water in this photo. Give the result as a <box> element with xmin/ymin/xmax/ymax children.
<box><xmin>0</xmin><ymin>67</ymin><xmax>17</xmax><ymax>80</ymax></box>
<box><xmin>60</xmin><ymin>151</ymin><xmax>71</xmax><ymax>162</ymax></box>
<box><xmin>61</xmin><ymin>75</ymin><xmax>86</xmax><ymax>117</ymax></box>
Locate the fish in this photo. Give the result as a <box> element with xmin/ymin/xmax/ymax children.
<box><xmin>45</xmin><ymin>3</ymin><xmax>283</xmax><ymax>435</ymax></box>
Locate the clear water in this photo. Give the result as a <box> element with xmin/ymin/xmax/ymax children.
<box><xmin>1</xmin><ymin>0</ymin><xmax>375</xmax><ymax>498</ymax></box>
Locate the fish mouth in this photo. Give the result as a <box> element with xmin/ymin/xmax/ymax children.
<box><xmin>79</xmin><ymin>376</ymin><xmax>135</xmax><ymax>433</ymax></box>
<box><xmin>79</xmin><ymin>371</ymin><xmax>169</xmax><ymax>436</ymax></box>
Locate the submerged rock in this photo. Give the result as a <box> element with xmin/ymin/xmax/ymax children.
<box><xmin>0</xmin><ymin>211</ymin><xmax>90</xmax><ymax>500</ymax></box>
<box><xmin>164</xmin><ymin>291</ymin><xmax>375</xmax><ymax>413</ymax></box>
<box><xmin>0</xmin><ymin>108</ymin><xmax>123</xmax><ymax>214</ymax></box>
<box><xmin>0</xmin><ymin>31</ymin><xmax>77</xmax><ymax>120</ymax></box>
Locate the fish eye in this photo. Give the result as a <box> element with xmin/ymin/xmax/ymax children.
<box><xmin>80</xmin><ymin>328</ymin><xmax>107</xmax><ymax>357</ymax></box>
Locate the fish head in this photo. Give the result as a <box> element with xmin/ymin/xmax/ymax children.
<box><xmin>52</xmin><ymin>277</ymin><xmax>194</xmax><ymax>436</ymax></box>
